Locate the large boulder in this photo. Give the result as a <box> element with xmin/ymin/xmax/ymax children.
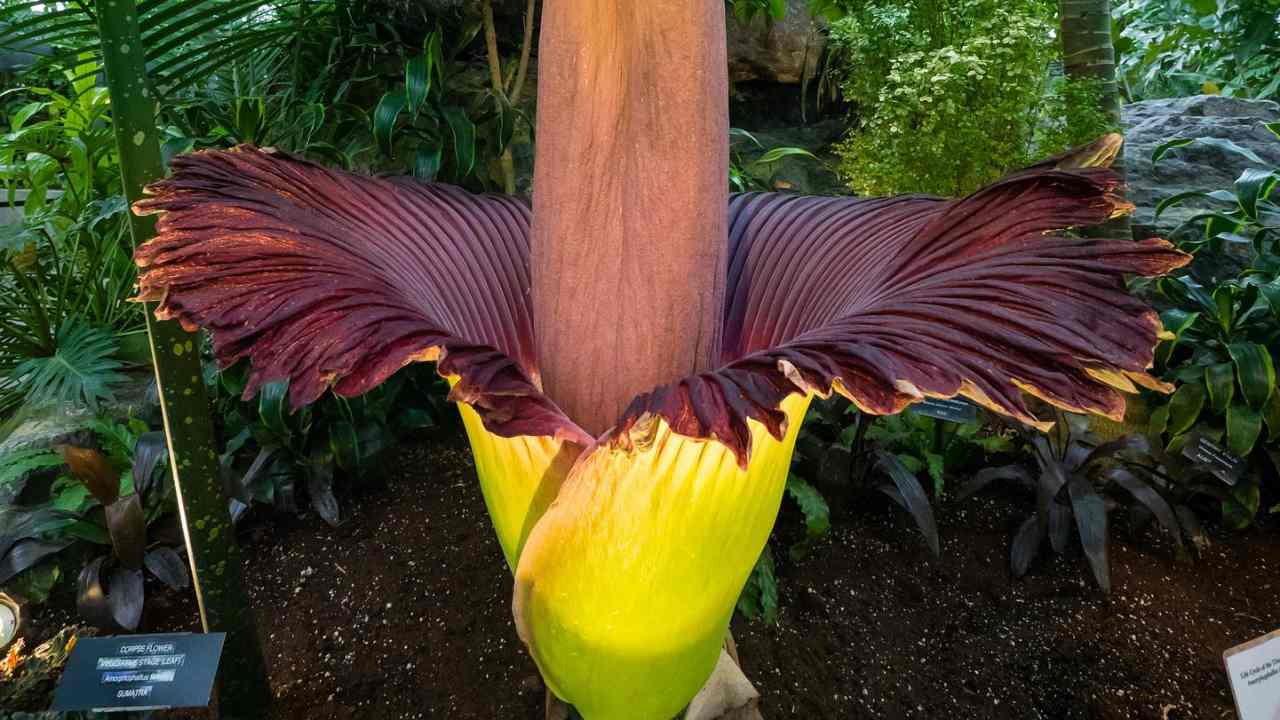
<box><xmin>727</xmin><ymin>0</ymin><xmax>824</xmax><ymax>85</ymax></box>
<box><xmin>1123</xmin><ymin>95</ymin><xmax>1280</xmax><ymax>238</ymax></box>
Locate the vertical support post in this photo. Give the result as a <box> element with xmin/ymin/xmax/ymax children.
<box><xmin>93</xmin><ymin>3</ymin><xmax>272</xmax><ymax>717</ymax></box>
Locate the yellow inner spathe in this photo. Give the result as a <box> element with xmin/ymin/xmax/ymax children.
<box><xmin>456</xmin><ymin>400</ymin><xmax>578</xmax><ymax>569</ymax></box>
<box><xmin>483</xmin><ymin>393</ymin><xmax>811</xmax><ymax>720</ymax></box>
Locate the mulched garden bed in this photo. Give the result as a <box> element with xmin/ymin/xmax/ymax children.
<box><xmin>11</xmin><ymin>430</ymin><xmax>1278</xmax><ymax>719</ymax></box>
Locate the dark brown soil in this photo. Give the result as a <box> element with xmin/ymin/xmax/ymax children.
<box><xmin>22</xmin><ymin>430</ymin><xmax>1280</xmax><ymax>719</ymax></box>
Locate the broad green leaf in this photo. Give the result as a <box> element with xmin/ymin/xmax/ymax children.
<box><xmin>1226</xmin><ymin>403</ymin><xmax>1263</xmax><ymax>457</ymax></box>
<box><xmin>736</xmin><ymin>547</ymin><xmax>778</xmax><ymax>624</ymax></box>
<box><xmin>1155</xmin><ymin>309</ymin><xmax>1200</xmax><ymax>366</ymax></box>
<box><xmin>1173</xmin><ymin>211</ymin><xmax>1245</xmax><ymax>241</ymax></box>
<box><xmin>12</xmin><ymin>101</ymin><xmax>45</xmax><ymax>131</ymax></box>
<box><xmin>443</xmin><ymin>106</ymin><xmax>476</xmax><ymax>177</ymax></box>
<box><xmin>63</xmin><ymin>518</ymin><xmax>110</xmax><ymax>545</ymax></box>
<box><xmin>14</xmin><ymin>320</ymin><xmax>127</xmax><ymax>412</ymax></box>
<box><xmin>752</xmin><ymin>147</ymin><xmax>818</xmax><ymax>166</ymax></box>
<box><xmin>426</xmin><ymin>30</ymin><xmax>445</xmax><ymax>85</ymax></box>
<box><xmin>1236</xmin><ymin>168</ymin><xmax>1278</xmax><ymax>221</ymax></box>
<box><xmin>160</xmin><ymin>134</ymin><xmax>195</xmax><ymax>167</ymax></box>
<box><xmin>1067</xmin><ymin>475</ymin><xmax>1110</xmax><ymax>592</ymax></box>
<box><xmin>1166</xmin><ymin>382</ymin><xmax>1206</xmax><ymax>437</ymax></box>
<box><xmin>1228</xmin><ymin>342</ymin><xmax>1276</xmax><ymax>409</ymax></box>
<box><xmin>405</xmin><ymin>55</ymin><xmax>431</xmax><ymax>116</ymax></box>
<box><xmin>7</xmin><ymin>558</ymin><xmax>61</xmax><ymax>603</ymax></box>
<box><xmin>1213</xmin><ymin>286</ymin><xmax>1234</xmax><ymax>334</ymax></box>
<box><xmin>257</xmin><ymin>380</ymin><xmax>290</xmax><ymax>439</ymax></box>
<box><xmin>1223</xmin><ymin>480</ymin><xmax>1261</xmax><ymax>530</ymax></box>
<box><xmin>1155</xmin><ymin>190</ymin><xmax>1229</xmax><ymax>218</ymax></box>
<box><xmin>52</xmin><ymin>482</ymin><xmax>92</xmax><ymax>513</ymax></box>
<box><xmin>1153</xmin><ymin>136</ymin><xmax>1265</xmax><ymax>164</ymax></box>
<box><xmin>1265</xmin><ymin>391</ymin><xmax>1280</xmax><ymax>443</ymax></box>
<box><xmin>413</xmin><ymin>146</ymin><xmax>443</xmax><ymax>181</ymax></box>
<box><xmin>493</xmin><ymin>94</ymin><xmax>517</xmax><ymax>154</ymax></box>
<box><xmin>1149</xmin><ymin>404</ymin><xmax>1169</xmax><ymax>439</ymax></box>
<box><xmin>372</xmin><ymin>91</ymin><xmax>406</xmax><ymax>158</ymax></box>
<box><xmin>1260</xmin><ymin>278</ymin><xmax>1280</xmax><ymax>317</ymax></box>
<box><xmin>0</xmin><ymin>448</ymin><xmax>64</xmax><ymax>504</ymax></box>
<box><xmin>1205</xmin><ymin>363</ymin><xmax>1235</xmax><ymax>414</ymax></box>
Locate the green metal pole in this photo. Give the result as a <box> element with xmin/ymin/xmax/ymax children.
<box><xmin>93</xmin><ymin>3</ymin><xmax>273</xmax><ymax>717</ymax></box>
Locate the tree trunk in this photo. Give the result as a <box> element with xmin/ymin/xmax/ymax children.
<box><xmin>530</xmin><ymin>0</ymin><xmax>729</xmax><ymax>434</ymax></box>
<box><xmin>1058</xmin><ymin>0</ymin><xmax>1131</xmax><ymax>238</ymax></box>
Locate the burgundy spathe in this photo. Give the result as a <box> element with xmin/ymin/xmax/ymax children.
<box><xmin>134</xmin><ymin>145</ymin><xmax>1188</xmax><ymax>467</ymax></box>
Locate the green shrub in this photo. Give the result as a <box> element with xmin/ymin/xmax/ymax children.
<box><xmin>1140</xmin><ymin>129</ymin><xmax>1280</xmax><ymax>527</ymax></box>
<box><xmin>1</xmin><ymin>64</ymin><xmax>144</xmax><ymax>418</ymax></box>
<box><xmin>1114</xmin><ymin>0</ymin><xmax>1280</xmax><ymax>101</ymax></box>
<box><xmin>827</xmin><ymin>0</ymin><xmax>1055</xmax><ymax>197</ymax></box>
<box><xmin>1033</xmin><ymin>75</ymin><xmax>1120</xmax><ymax>159</ymax></box>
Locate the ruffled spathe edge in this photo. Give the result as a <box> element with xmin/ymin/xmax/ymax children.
<box><xmin>132</xmin><ymin>138</ymin><xmax>1189</xmax><ymax>468</ymax></box>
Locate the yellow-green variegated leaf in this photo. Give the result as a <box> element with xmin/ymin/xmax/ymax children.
<box><xmin>512</xmin><ymin>394</ymin><xmax>811</xmax><ymax>720</ymax></box>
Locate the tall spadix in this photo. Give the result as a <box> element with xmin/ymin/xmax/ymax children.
<box><xmin>530</xmin><ymin>0</ymin><xmax>730</xmax><ymax>434</ymax></box>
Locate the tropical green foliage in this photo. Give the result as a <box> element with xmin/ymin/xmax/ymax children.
<box><xmin>1</xmin><ymin>61</ymin><xmax>142</xmax><ymax>418</ymax></box>
<box><xmin>371</xmin><ymin>22</ymin><xmax>516</xmax><ymax>187</ymax></box>
<box><xmin>726</xmin><ymin>0</ymin><xmax>788</xmax><ymax>24</ymax></box>
<box><xmin>959</xmin><ymin>414</ymin><xmax>1200</xmax><ymax>592</ymax></box>
<box><xmin>62</xmin><ymin>429</ymin><xmax>189</xmax><ymax>631</ymax></box>
<box><xmin>792</xmin><ymin>397</ymin><xmax>942</xmax><ymax>555</ymax></box>
<box><xmin>1140</xmin><ymin>130</ymin><xmax>1279</xmax><ymax>525</ymax></box>
<box><xmin>162</xmin><ymin>40</ymin><xmax>370</xmax><ymax>166</ymax></box>
<box><xmin>826</xmin><ymin>0</ymin><xmax>1057</xmax><ymax>196</ymax></box>
<box><xmin>736</xmin><ymin>544</ymin><xmax>779</xmax><ymax>623</ymax></box>
<box><xmin>865</xmin><ymin>410</ymin><xmax>1015</xmax><ymax>499</ymax></box>
<box><xmin>0</xmin><ymin>418</ymin><xmax>186</xmax><ymax>627</ymax></box>
<box><xmin>12</xmin><ymin>320</ymin><xmax>127</xmax><ymax>412</ymax></box>
<box><xmin>1033</xmin><ymin>75</ymin><xmax>1121</xmax><ymax>159</ymax></box>
<box><xmin>1114</xmin><ymin>0</ymin><xmax>1280</xmax><ymax>100</ymax></box>
<box><xmin>1146</xmin><ymin>133</ymin><xmax>1279</xmax><ymax>448</ymax></box>
<box><xmin>212</xmin><ymin>359</ymin><xmax>448</xmax><ymax>526</ymax></box>
<box><xmin>0</xmin><ymin>1</ymin><xmax>343</xmax><ymax>101</ymax></box>
<box><xmin>728</xmin><ymin>128</ymin><xmax>820</xmax><ymax>192</ymax></box>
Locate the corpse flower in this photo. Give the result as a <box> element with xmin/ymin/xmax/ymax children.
<box><xmin>130</xmin><ymin>4</ymin><xmax>1188</xmax><ymax>719</ymax></box>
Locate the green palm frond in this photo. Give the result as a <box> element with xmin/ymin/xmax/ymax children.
<box><xmin>13</xmin><ymin>318</ymin><xmax>127</xmax><ymax>412</ymax></box>
<box><xmin>0</xmin><ymin>1</ymin><xmax>336</xmax><ymax>98</ymax></box>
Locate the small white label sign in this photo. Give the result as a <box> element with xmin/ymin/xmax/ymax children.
<box><xmin>1225</xmin><ymin>630</ymin><xmax>1280</xmax><ymax>720</ymax></box>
